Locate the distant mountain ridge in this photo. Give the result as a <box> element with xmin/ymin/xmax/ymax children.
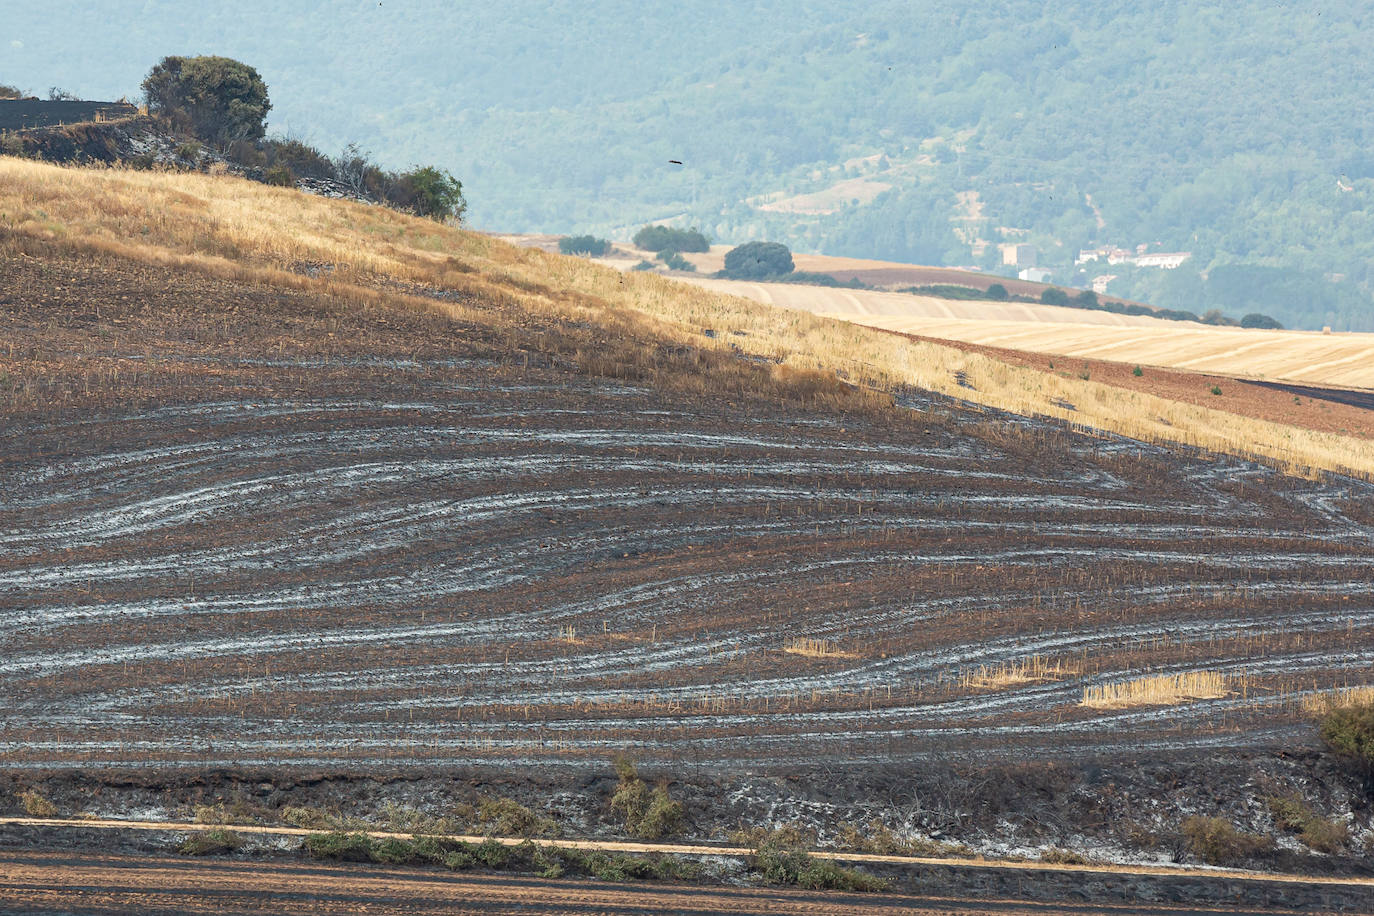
<box><xmin>5</xmin><ymin>1</ymin><xmax>1374</xmax><ymax>329</ymax></box>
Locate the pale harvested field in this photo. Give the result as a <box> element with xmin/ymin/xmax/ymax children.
<box><xmin>675</xmin><ymin>276</ymin><xmax>1164</xmax><ymax>328</ymax></box>
<box><xmin>681</xmin><ymin>277</ymin><xmax>1374</xmax><ymax>390</ymax></box>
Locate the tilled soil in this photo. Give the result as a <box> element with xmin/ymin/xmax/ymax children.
<box><xmin>0</xmin><ymin>850</ymin><xmax>1353</xmax><ymax>915</ymax></box>
<box><xmin>2</xmin><ymin>244</ymin><xmax>1373</xmax><ymax>775</ymax></box>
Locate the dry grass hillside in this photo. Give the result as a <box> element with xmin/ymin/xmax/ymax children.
<box><xmin>2</xmin><ymin>156</ymin><xmax>1372</xmax><ymax>483</ymax></box>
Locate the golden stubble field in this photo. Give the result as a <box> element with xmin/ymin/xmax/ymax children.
<box><xmin>4</xmin><ymin>157</ymin><xmax>1374</xmax><ymax>479</ymax></box>
<box><xmin>679</xmin><ymin>277</ymin><xmax>1374</xmax><ymax>390</ymax></box>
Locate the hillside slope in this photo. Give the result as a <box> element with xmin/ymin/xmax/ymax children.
<box><xmin>6</xmin><ymin>1</ymin><xmax>1374</xmax><ymax>329</ymax></box>
<box><xmin>1</xmin><ymin>159</ymin><xmax>1372</xmax><ymax>775</ymax></box>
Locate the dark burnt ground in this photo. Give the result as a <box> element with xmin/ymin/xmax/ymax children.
<box><xmin>1</xmin><ymin>242</ymin><xmax>1373</xmax><ymax>774</ymax></box>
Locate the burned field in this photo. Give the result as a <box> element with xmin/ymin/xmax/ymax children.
<box><xmin>2</xmin><ymin>244</ymin><xmax>1373</xmax><ymax>776</ymax></box>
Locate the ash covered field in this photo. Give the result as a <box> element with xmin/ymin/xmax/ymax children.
<box><xmin>3</xmin><ymin>246</ymin><xmax>1373</xmax><ymax>775</ymax></box>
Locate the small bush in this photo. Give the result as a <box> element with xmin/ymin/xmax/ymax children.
<box><xmin>558</xmin><ymin>235</ymin><xmax>611</xmax><ymax>256</ymax></box>
<box><xmin>1267</xmin><ymin>794</ymin><xmax>1347</xmax><ymax>854</ymax></box>
<box><xmin>659</xmin><ymin>251</ymin><xmax>696</xmax><ymax>272</ymax></box>
<box><xmin>179</xmin><ymin>828</ymin><xmax>242</xmax><ymax>856</ymax></box>
<box><xmin>193</xmin><ymin>799</ymin><xmax>263</xmax><ymax>826</ymax></box>
<box><xmin>1040</xmin><ymin>847</ymin><xmax>1090</xmax><ymax>865</ymax></box>
<box><xmin>1320</xmin><ymin>701</ymin><xmax>1374</xmax><ymax>774</ymax></box>
<box><xmin>176</xmin><ymin>142</ymin><xmax>201</xmax><ymax>161</ymax></box>
<box><xmin>750</xmin><ymin>834</ymin><xmax>887</xmax><ymax>892</ymax></box>
<box><xmin>1132</xmin><ymin>365</ymin><xmax>1144</xmax><ymax>377</ymax></box>
<box><xmin>835</xmin><ymin>821</ymin><xmax>971</xmax><ymax>858</ymax></box>
<box><xmin>610</xmin><ymin>758</ymin><xmax>684</xmax><ymax>840</ymax></box>
<box><xmin>19</xmin><ymin>790</ymin><xmax>57</xmax><ymax>818</ymax></box>
<box><xmin>986</xmin><ymin>282</ymin><xmax>1009</xmax><ymax>300</ymax></box>
<box><xmin>631</xmin><ymin>260</ymin><xmax>655</xmax><ymax>271</ymax></box>
<box><xmin>263</xmin><ymin>164</ymin><xmax>295</xmax><ymax>187</ymax></box>
<box><xmin>475</xmin><ymin>797</ymin><xmax>559</xmax><ymax>838</ymax></box>
<box><xmin>1181</xmin><ymin>816</ymin><xmax>1273</xmax><ymax>866</ymax></box>
<box><xmin>1210</xmin><ymin>385</ymin><xmax>1223</xmax><ymax>395</ymax></box>
<box><xmin>304</xmin><ymin>831</ymin><xmax>377</xmax><ymax>862</ymax></box>
<box><xmin>1040</xmin><ymin>288</ymin><xmax>1069</xmax><ymax>306</ymax></box>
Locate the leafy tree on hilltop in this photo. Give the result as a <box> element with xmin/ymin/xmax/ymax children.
<box><xmin>142</xmin><ymin>55</ymin><xmax>271</xmax><ymax>144</ymax></box>
<box><xmin>722</xmin><ymin>241</ymin><xmax>794</xmax><ymax>279</ymax></box>
<box><xmin>0</xmin><ymin>85</ymin><xmax>25</xmax><ymax>100</ymax></box>
<box><xmin>395</xmin><ymin>166</ymin><xmax>466</xmax><ymax>222</ymax></box>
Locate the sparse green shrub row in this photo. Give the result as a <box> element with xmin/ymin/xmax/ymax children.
<box><xmin>179</xmin><ymin>828</ymin><xmax>243</xmax><ymax>856</ymax></box>
<box><xmin>301</xmin><ymin>831</ymin><xmax>698</xmax><ymax>882</ymax></box>
<box><xmin>733</xmin><ymin>827</ymin><xmax>888</xmax><ymax>892</ymax></box>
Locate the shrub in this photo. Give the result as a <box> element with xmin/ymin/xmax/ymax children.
<box><xmin>142</xmin><ymin>55</ymin><xmax>271</xmax><ymax>144</ymax></box>
<box><xmin>659</xmin><ymin>251</ymin><xmax>696</xmax><ymax>272</ymax></box>
<box><xmin>1040</xmin><ymin>847</ymin><xmax>1090</xmax><ymax>865</ymax></box>
<box><xmin>175</xmin><ymin>142</ymin><xmax>201</xmax><ymax>161</ymax></box>
<box><xmin>631</xmin><ymin>260</ymin><xmax>655</xmax><ymax>271</ymax></box>
<box><xmin>746</xmin><ymin>830</ymin><xmax>888</xmax><ymax>892</ymax></box>
<box><xmin>304</xmin><ymin>831</ymin><xmax>377</xmax><ymax>862</ymax></box>
<box><xmin>610</xmin><ymin>758</ymin><xmax>684</xmax><ymax>840</ymax></box>
<box><xmin>722</xmin><ymin>241</ymin><xmax>794</xmax><ymax>279</ymax></box>
<box><xmin>179</xmin><ymin>828</ymin><xmax>242</xmax><ymax>856</ymax></box>
<box><xmin>633</xmin><ymin>225</ymin><xmax>709</xmax><ymax>253</ymax></box>
<box><xmin>835</xmin><ymin>821</ymin><xmax>971</xmax><ymax>858</ymax></box>
<box><xmin>1040</xmin><ymin>288</ymin><xmax>1069</xmax><ymax>306</ymax></box>
<box><xmin>263</xmin><ymin>164</ymin><xmax>295</xmax><ymax>187</ymax></box>
<box><xmin>475</xmin><ymin>797</ymin><xmax>558</xmax><ymax>837</ymax></box>
<box><xmin>1266</xmin><ymin>794</ymin><xmax>1347</xmax><ymax>854</ymax></box>
<box><xmin>1241</xmin><ymin>312</ymin><xmax>1284</xmax><ymax>329</ymax></box>
<box><xmin>1074</xmin><ymin>290</ymin><xmax>1100</xmax><ymax>309</ymax></box>
<box><xmin>1210</xmin><ymin>385</ymin><xmax>1223</xmax><ymax>395</ymax></box>
<box><xmin>558</xmin><ymin>235</ymin><xmax>611</xmax><ymax>256</ymax></box>
<box><xmin>986</xmin><ymin>282</ymin><xmax>1009</xmax><ymax>300</ymax></box>
<box><xmin>1132</xmin><ymin>365</ymin><xmax>1144</xmax><ymax>377</ymax></box>
<box><xmin>1181</xmin><ymin>816</ymin><xmax>1273</xmax><ymax>866</ymax></box>
<box><xmin>0</xmin><ymin>85</ymin><xmax>23</xmax><ymax>100</ymax></box>
<box><xmin>19</xmin><ymin>790</ymin><xmax>56</xmax><ymax>818</ymax></box>
<box><xmin>394</xmin><ymin>166</ymin><xmax>466</xmax><ymax>222</ymax></box>
<box><xmin>1319</xmin><ymin>701</ymin><xmax>1374</xmax><ymax>774</ymax></box>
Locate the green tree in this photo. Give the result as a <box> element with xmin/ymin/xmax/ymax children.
<box><xmin>722</xmin><ymin>241</ymin><xmax>794</xmax><ymax>279</ymax></box>
<box><xmin>633</xmin><ymin>225</ymin><xmax>709</xmax><ymax>253</ymax></box>
<box><xmin>141</xmin><ymin>55</ymin><xmax>271</xmax><ymax>144</ymax></box>
<box><xmin>986</xmin><ymin>282</ymin><xmax>1009</xmax><ymax>300</ymax></box>
<box><xmin>1040</xmin><ymin>287</ymin><xmax>1069</xmax><ymax>306</ymax></box>
<box><xmin>559</xmin><ymin>234</ymin><xmax>611</xmax><ymax>256</ymax></box>
<box><xmin>396</xmin><ymin>166</ymin><xmax>466</xmax><ymax>222</ymax></box>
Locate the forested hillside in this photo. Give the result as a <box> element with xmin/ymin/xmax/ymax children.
<box><xmin>6</xmin><ymin>1</ymin><xmax>1374</xmax><ymax>329</ymax></box>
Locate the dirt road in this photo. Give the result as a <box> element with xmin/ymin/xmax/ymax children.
<box><xmin>0</xmin><ymin>850</ymin><xmax>1336</xmax><ymax>915</ymax></box>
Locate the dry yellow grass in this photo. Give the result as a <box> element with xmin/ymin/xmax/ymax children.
<box><xmin>782</xmin><ymin>637</ymin><xmax>856</xmax><ymax>659</ymax></box>
<box><xmin>1300</xmin><ymin>685</ymin><xmax>1374</xmax><ymax>716</ymax></box>
<box><xmin>961</xmin><ymin>655</ymin><xmax>1075</xmax><ymax>690</ymax></box>
<box><xmin>3</xmin><ymin>157</ymin><xmax>1373</xmax><ymax>479</ymax></box>
<box><xmin>1081</xmin><ymin>671</ymin><xmax>1239</xmax><ymax>710</ymax></box>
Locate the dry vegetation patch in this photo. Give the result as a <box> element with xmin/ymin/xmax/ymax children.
<box><xmin>1081</xmin><ymin>672</ymin><xmax>1239</xmax><ymax>709</ymax></box>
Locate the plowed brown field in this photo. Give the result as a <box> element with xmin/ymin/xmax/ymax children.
<box><xmin>3</xmin><ymin>241</ymin><xmax>1373</xmax><ymax>774</ymax></box>
<box><xmin>0</xmin><ymin>850</ymin><xmax>1343</xmax><ymax>915</ymax></box>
